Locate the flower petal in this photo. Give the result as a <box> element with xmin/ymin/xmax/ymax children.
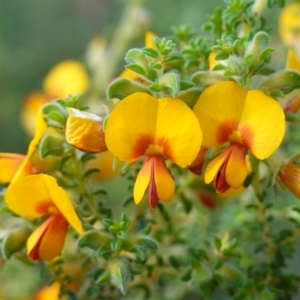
<box><xmin>134</xmin><ymin>157</ymin><xmax>152</xmax><ymax>204</ymax></box>
<box><xmin>5</xmin><ymin>174</ymin><xmax>55</xmax><ymax>219</ymax></box>
<box><xmin>155</xmin><ymin>97</ymin><xmax>202</xmax><ymax>167</ymax></box>
<box><xmin>204</xmin><ymin>148</ymin><xmax>231</xmax><ymax>184</ymax></box>
<box><xmin>66</xmin><ymin>108</ymin><xmax>107</xmax><ymax>153</ymax></box>
<box><xmin>42</xmin><ymin>175</ymin><xmax>83</xmax><ymax>234</ymax></box>
<box><xmin>105</xmin><ymin>93</ymin><xmax>158</xmax><ymax>161</ymax></box>
<box><xmin>145</xmin><ymin>31</ymin><xmax>156</xmax><ymax>48</ymax></box>
<box><xmin>106</xmin><ymin>93</ymin><xmax>202</xmax><ymax>166</ymax></box>
<box><xmin>286</xmin><ymin>49</ymin><xmax>300</xmax><ymax>70</ymax></box>
<box><xmin>225</xmin><ymin>144</ymin><xmax>248</xmax><ymax>188</ymax></box>
<box><xmin>5</xmin><ymin>174</ymin><xmax>83</xmax><ymax>235</ymax></box>
<box><xmin>279</xmin><ymin>164</ymin><xmax>300</xmax><ymax>199</ymax></box>
<box><xmin>193</xmin><ymin>81</ymin><xmax>247</xmax><ymax>147</ymax></box>
<box><xmin>43</xmin><ymin>60</ymin><xmax>90</xmax><ymax>98</ymax></box>
<box><xmin>153</xmin><ymin>156</ymin><xmax>175</xmax><ymax>202</ymax></box>
<box><xmin>238</xmin><ymin>90</ymin><xmax>285</xmax><ymax>159</ymax></box>
<box><xmin>27</xmin><ymin>214</ymin><xmax>68</xmax><ymax>261</ymax></box>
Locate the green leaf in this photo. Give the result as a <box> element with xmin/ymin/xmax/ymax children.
<box><xmin>192</xmin><ymin>71</ymin><xmax>228</xmax><ymax>88</ymax></box>
<box><xmin>130</xmin><ymin>234</ymin><xmax>158</xmax><ymax>251</ymax></box>
<box><xmin>125</xmin><ymin>64</ymin><xmax>146</xmax><ymax>76</ymax></box>
<box><xmin>214</xmin><ymin>236</ymin><xmax>222</xmax><ymax>251</ymax></box>
<box><xmin>158</xmin><ymin>71</ymin><xmax>180</xmax><ymax>96</ymax></box>
<box><xmin>169</xmin><ymin>255</ymin><xmax>181</xmax><ymax>268</ymax></box>
<box><xmin>39</xmin><ymin>134</ymin><xmax>67</xmax><ymax>158</ymax></box>
<box><xmin>177</xmin><ymin>88</ymin><xmax>201</xmax><ymax>108</ymax></box>
<box><xmin>83</xmin><ymin>168</ymin><xmax>100</xmax><ymax>178</ymax></box>
<box><xmin>164</xmin><ymin>53</ymin><xmax>184</xmax><ymax>62</ymax></box>
<box><xmin>80</xmin><ymin>153</ymin><xmax>96</xmax><ymax>164</ymax></box>
<box><xmin>77</xmin><ymin>230</ymin><xmax>113</xmax><ymax>250</ymax></box>
<box><xmin>260</xmin><ymin>70</ymin><xmax>300</xmax><ymax>95</ymax></box>
<box><xmin>181</xmin><ymin>269</ymin><xmax>192</xmax><ymax>281</ymax></box>
<box><xmin>107</xmin><ymin>78</ymin><xmax>151</xmax><ymax>100</ymax></box>
<box><xmin>93</xmin><ymin>188</ymin><xmax>107</xmax><ymax>196</ymax></box>
<box><xmin>108</xmin><ymin>258</ymin><xmax>130</xmax><ymax>294</ymax></box>
<box><xmin>3</xmin><ymin>227</ymin><xmax>32</xmax><ymax>259</ymax></box>
<box><xmin>141</xmin><ymin>47</ymin><xmax>158</xmax><ymax>58</ymax></box>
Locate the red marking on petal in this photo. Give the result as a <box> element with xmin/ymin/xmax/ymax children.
<box><xmin>155</xmin><ymin>137</ymin><xmax>173</xmax><ymax>160</ymax></box>
<box><xmin>35</xmin><ymin>201</ymin><xmax>54</xmax><ymax>214</ymax></box>
<box><xmin>28</xmin><ymin>216</ymin><xmax>53</xmax><ymax>260</ymax></box>
<box><xmin>148</xmin><ymin>157</ymin><xmax>159</xmax><ymax>209</ymax></box>
<box><xmin>132</xmin><ymin>134</ymin><xmax>154</xmax><ymax>159</ymax></box>
<box><xmin>215</xmin><ymin>149</ymin><xmax>232</xmax><ymax>193</ymax></box>
<box><xmin>240</xmin><ymin>125</ymin><xmax>254</xmax><ymax>149</ymax></box>
<box><xmin>216</xmin><ymin>120</ymin><xmax>238</xmax><ymax>144</ymax></box>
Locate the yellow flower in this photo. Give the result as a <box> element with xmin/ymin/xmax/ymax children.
<box><xmin>193</xmin><ymin>81</ymin><xmax>285</xmax><ymax>193</ymax></box>
<box><xmin>279</xmin><ymin>2</ymin><xmax>300</xmax><ymax>48</ymax></box>
<box><xmin>65</xmin><ymin>108</ymin><xmax>107</xmax><ymax>153</ymax></box>
<box><xmin>5</xmin><ymin>174</ymin><xmax>83</xmax><ymax>261</ymax></box>
<box><xmin>22</xmin><ymin>60</ymin><xmax>90</xmax><ymax>136</ymax></box>
<box><xmin>105</xmin><ymin>92</ymin><xmax>202</xmax><ymax>209</ymax></box>
<box><xmin>279</xmin><ymin>163</ymin><xmax>300</xmax><ymax>199</ymax></box>
<box><xmin>84</xmin><ymin>151</ymin><xmax>122</xmax><ymax>181</ymax></box>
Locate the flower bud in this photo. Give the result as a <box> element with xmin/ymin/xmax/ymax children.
<box><xmin>66</xmin><ymin>108</ymin><xmax>107</xmax><ymax>153</ymax></box>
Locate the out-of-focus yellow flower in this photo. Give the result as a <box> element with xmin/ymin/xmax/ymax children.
<box><xmin>279</xmin><ymin>2</ymin><xmax>300</xmax><ymax>48</ymax></box>
<box><xmin>65</xmin><ymin>108</ymin><xmax>107</xmax><ymax>153</ymax></box>
<box><xmin>284</xmin><ymin>49</ymin><xmax>300</xmax><ymax>112</ymax></box>
<box><xmin>193</xmin><ymin>81</ymin><xmax>285</xmax><ymax>193</ymax></box>
<box><xmin>105</xmin><ymin>92</ymin><xmax>202</xmax><ymax>209</ymax></box>
<box><xmin>34</xmin><ymin>282</ymin><xmax>61</xmax><ymax>300</ymax></box>
<box><xmin>43</xmin><ymin>61</ymin><xmax>90</xmax><ymax>98</ymax></box>
<box><xmin>22</xmin><ymin>60</ymin><xmax>90</xmax><ymax>136</ymax></box>
<box><xmin>5</xmin><ymin>174</ymin><xmax>83</xmax><ymax>261</ymax></box>
<box><xmin>279</xmin><ymin>163</ymin><xmax>300</xmax><ymax>199</ymax></box>
<box><xmin>208</xmin><ymin>52</ymin><xmax>219</xmax><ymax>70</ymax></box>
<box><xmin>84</xmin><ymin>151</ymin><xmax>122</xmax><ymax>181</ymax></box>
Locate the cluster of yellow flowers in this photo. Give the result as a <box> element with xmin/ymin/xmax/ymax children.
<box><xmin>5</xmin><ymin>1</ymin><xmax>300</xmax><ymax>298</ymax></box>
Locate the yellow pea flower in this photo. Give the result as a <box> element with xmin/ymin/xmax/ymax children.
<box><xmin>193</xmin><ymin>81</ymin><xmax>285</xmax><ymax>193</ymax></box>
<box><xmin>105</xmin><ymin>92</ymin><xmax>202</xmax><ymax>209</ymax></box>
<box><xmin>5</xmin><ymin>174</ymin><xmax>83</xmax><ymax>261</ymax></box>
<box><xmin>22</xmin><ymin>60</ymin><xmax>90</xmax><ymax>136</ymax></box>
<box><xmin>278</xmin><ymin>163</ymin><xmax>300</xmax><ymax>199</ymax></box>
